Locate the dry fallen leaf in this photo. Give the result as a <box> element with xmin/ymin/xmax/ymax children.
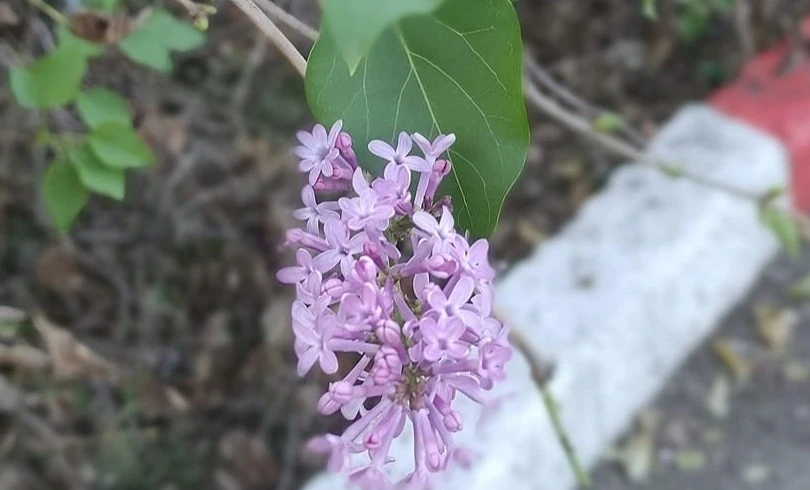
<box><xmin>705</xmin><ymin>374</ymin><xmax>731</xmax><ymax>419</ymax></box>
<box><xmin>712</xmin><ymin>338</ymin><xmax>752</xmax><ymax>382</ymax></box>
<box><xmin>616</xmin><ymin>411</ymin><xmax>658</xmax><ymax>482</ymax></box>
<box><xmin>35</xmin><ymin>245</ymin><xmax>85</xmax><ymax>296</ymax></box>
<box><xmin>70</xmin><ymin>10</ymin><xmax>132</xmax><ymax>45</ymax></box>
<box><xmin>33</xmin><ymin>314</ymin><xmax>118</xmax><ymax>381</ymax></box>
<box><xmin>0</xmin><ymin>344</ymin><xmax>50</xmax><ymax>374</ymax></box>
<box><xmin>701</xmin><ymin>427</ymin><xmax>725</xmax><ymax>445</ymax></box>
<box><xmin>516</xmin><ymin>219</ymin><xmax>546</xmax><ymax>246</ymax></box>
<box><xmin>754</xmin><ymin>304</ymin><xmax>798</xmax><ymax>350</ymax></box>
<box><xmin>783</xmin><ymin>361</ymin><xmax>810</xmax><ymax>383</ymax></box>
<box><xmin>674</xmin><ymin>449</ymin><xmax>706</xmax><ymax>472</ymax></box>
<box><xmin>788</xmin><ymin>273</ymin><xmax>810</xmax><ymax>300</ymax></box>
<box><xmin>131</xmin><ymin>376</ymin><xmax>190</xmax><ymax>418</ymax></box>
<box><xmin>139</xmin><ymin>108</ymin><xmax>189</xmax><ymax>157</ymax></box>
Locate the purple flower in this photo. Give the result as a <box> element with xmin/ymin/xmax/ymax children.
<box><xmin>373</xmin><ymin>162</ymin><xmax>413</xmax><ymax>215</ymax></box>
<box><xmin>276</xmin><ymin>249</ymin><xmax>323</xmax><ymax>284</ymax></box>
<box><xmin>413</xmin><ymin>207</ymin><xmax>456</xmax><ymax>252</ymax></box>
<box><xmin>306</xmin><ymin>434</ymin><xmax>349</xmax><ymax>473</ymax></box>
<box><xmin>292</xmin><ymin>298</ymin><xmax>338</xmax><ymax>376</ymax></box>
<box><xmin>281</xmin><ymin>123</ymin><xmax>511</xmax><ymax>489</ymax></box>
<box><xmin>411</xmin><ymin>133</ymin><xmax>455</xmax><ymax>208</ymax></box>
<box><xmin>296</xmin><ymin>121</ymin><xmax>343</xmax><ymax>186</ymax></box>
<box><xmin>339</xmin><ymin>171</ymin><xmax>395</xmax><ymax>233</ymax></box>
<box><xmin>316</xmin><ymin>219</ymin><xmax>366</xmax><ymax>277</ymax></box>
<box><xmin>412</xmin><ymin>133</ymin><xmax>456</xmax><ymax>163</ymax></box>
<box><xmin>420</xmin><ymin>317</ymin><xmax>468</xmax><ymax>362</ymax></box>
<box><xmin>450</xmin><ymin>236</ymin><xmax>495</xmax><ymax>282</ymax></box>
<box><xmin>369</xmin><ymin>132</ymin><xmax>430</xmax><ymax>172</ymax></box>
<box><xmin>294</xmin><ymin>185</ymin><xmax>340</xmax><ymax>234</ymax></box>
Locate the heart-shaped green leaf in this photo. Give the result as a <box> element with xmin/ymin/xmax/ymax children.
<box><xmin>88</xmin><ymin>122</ymin><xmax>155</xmax><ymax>169</ymax></box>
<box><xmin>68</xmin><ymin>143</ymin><xmax>126</xmax><ymax>200</ymax></box>
<box><xmin>76</xmin><ymin>88</ymin><xmax>132</xmax><ymax>129</ymax></box>
<box><xmin>10</xmin><ymin>44</ymin><xmax>87</xmax><ymax>109</ymax></box>
<box><xmin>306</xmin><ymin>0</ymin><xmax>529</xmax><ymax>237</ymax></box>
<box><xmin>321</xmin><ymin>0</ymin><xmax>448</xmax><ymax>74</ymax></box>
<box><xmin>119</xmin><ymin>9</ymin><xmax>205</xmax><ymax>72</ymax></box>
<box><xmin>42</xmin><ymin>161</ymin><xmax>87</xmax><ymax>233</ymax></box>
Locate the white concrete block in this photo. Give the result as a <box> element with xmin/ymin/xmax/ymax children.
<box><xmin>304</xmin><ymin>105</ymin><xmax>789</xmax><ymax>490</ymax></box>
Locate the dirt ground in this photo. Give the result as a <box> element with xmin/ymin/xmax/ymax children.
<box><xmin>592</xmin><ymin>250</ymin><xmax>810</xmax><ymax>490</ymax></box>
<box><xmin>1</xmin><ymin>0</ymin><xmax>809</xmax><ymax>489</ymax></box>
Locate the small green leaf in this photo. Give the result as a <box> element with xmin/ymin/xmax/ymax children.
<box><xmin>83</xmin><ymin>0</ymin><xmax>119</xmax><ymax>12</ymax></box>
<box><xmin>10</xmin><ymin>45</ymin><xmax>87</xmax><ymax>109</ymax></box>
<box><xmin>57</xmin><ymin>26</ymin><xmax>104</xmax><ymax>58</ymax></box>
<box><xmin>642</xmin><ymin>0</ymin><xmax>658</xmax><ymax>19</ymax></box>
<box><xmin>789</xmin><ymin>273</ymin><xmax>810</xmax><ymax>300</ymax></box>
<box><xmin>594</xmin><ymin>112</ymin><xmax>624</xmax><ymax>134</ymax></box>
<box><xmin>760</xmin><ymin>206</ymin><xmax>802</xmax><ymax>259</ymax></box>
<box><xmin>321</xmin><ymin>0</ymin><xmax>449</xmax><ymax>74</ymax></box>
<box><xmin>307</xmin><ymin>0</ymin><xmax>529</xmax><ymax>237</ymax></box>
<box><xmin>43</xmin><ymin>161</ymin><xmax>88</xmax><ymax>233</ymax></box>
<box><xmin>88</xmin><ymin>122</ymin><xmax>155</xmax><ymax>169</ymax></box>
<box><xmin>119</xmin><ymin>9</ymin><xmax>205</xmax><ymax>72</ymax></box>
<box><xmin>68</xmin><ymin>144</ymin><xmax>126</xmax><ymax>199</ymax></box>
<box><xmin>76</xmin><ymin>88</ymin><xmax>132</xmax><ymax>128</ymax></box>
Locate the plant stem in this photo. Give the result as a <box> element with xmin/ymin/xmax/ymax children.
<box><xmin>501</xmin><ymin>312</ymin><xmax>592</xmax><ymax>487</ymax></box>
<box><xmin>254</xmin><ymin>0</ymin><xmax>318</xmax><ymax>41</ymax></box>
<box><xmin>27</xmin><ymin>0</ymin><xmax>68</xmax><ymax>25</ymax></box>
<box><xmin>230</xmin><ymin>0</ymin><xmax>307</xmax><ymax>77</ymax></box>
<box><xmin>522</xmin><ymin>77</ymin><xmax>763</xmax><ymax>203</ymax></box>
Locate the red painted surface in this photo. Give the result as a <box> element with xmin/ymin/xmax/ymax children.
<box><xmin>711</xmin><ymin>19</ymin><xmax>810</xmax><ymax>211</ymax></box>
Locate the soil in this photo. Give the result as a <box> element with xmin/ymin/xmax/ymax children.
<box><xmin>0</xmin><ymin>0</ymin><xmax>808</xmax><ymax>489</ymax></box>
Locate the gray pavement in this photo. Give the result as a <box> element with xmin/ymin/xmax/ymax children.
<box><xmin>591</xmin><ymin>250</ymin><xmax>810</xmax><ymax>490</ymax></box>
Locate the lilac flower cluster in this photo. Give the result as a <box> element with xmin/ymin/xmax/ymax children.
<box><xmin>277</xmin><ymin>121</ymin><xmax>512</xmax><ymax>489</ymax></box>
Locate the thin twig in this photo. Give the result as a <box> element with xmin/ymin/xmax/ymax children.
<box><xmin>523</xmin><ymin>54</ymin><xmax>647</xmax><ymax>148</ymax></box>
<box><xmin>230</xmin><ymin>0</ymin><xmax>307</xmax><ymax>77</ymax></box>
<box><xmin>522</xmin><ymin>77</ymin><xmax>764</xmax><ymax>202</ymax></box>
<box><xmin>232</xmin><ymin>36</ymin><xmax>269</xmax><ymax>108</ymax></box>
<box><xmin>499</xmin><ymin>311</ymin><xmax>592</xmax><ymax>487</ymax></box>
<box><xmin>26</xmin><ymin>0</ymin><xmax>68</xmax><ymax>24</ymax></box>
<box><xmin>254</xmin><ymin>0</ymin><xmax>318</xmax><ymax>41</ymax></box>
<box><xmin>733</xmin><ymin>0</ymin><xmax>755</xmax><ymax>60</ymax></box>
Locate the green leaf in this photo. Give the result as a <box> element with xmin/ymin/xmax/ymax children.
<box><xmin>83</xmin><ymin>0</ymin><xmax>119</xmax><ymax>12</ymax></box>
<box><xmin>42</xmin><ymin>161</ymin><xmax>88</xmax><ymax>233</ymax></box>
<box><xmin>760</xmin><ymin>206</ymin><xmax>802</xmax><ymax>259</ymax></box>
<box><xmin>68</xmin><ymin>143</ymin><xmax>126</xmax><ymax>199</ymax></box>
<box><xmin>306</xmin><ymin>0</ymin><xmax>529</xmax><ymax>237</ymax></box>
<box><xmin>642</xmin><ymin>0</ymin><xmax>658</xmax><ymax>19</ymax></box>
<box><xmin>789</xmin><ymin>273</ymin><xmax>810</xmax><ymax>300</ymax></box>
<box><xmin>76</xmin><ymin>88</ymin><xmax>132</xmax><ymax>128</ymax></box>
<box><xmin>9</xmin><ymin>44</ymin><xmax>87</xmax><ymax>109</ymax></box>
<box><xmin>88</xmin><ymin>122</ymin><xmax>155</xmax><ymax>169</ymax></box>
<box><xmin>322</xmin><ymin>0</ymin><xmax>449</xmax><ymax>74</ymax></box>
<box><xmin>57</xmin><ymin>26</ymin><xmax>104</xmax><ymax>58</ymax></box>
<box><xmin>594</xmin><ymin>112</ymin><xmax>624</xmax><ymax>134</ymax></box>
<box><xmin>119</xmin><ymin>9</ymin><xmax>205</xmax><ymax>72</ymax></box>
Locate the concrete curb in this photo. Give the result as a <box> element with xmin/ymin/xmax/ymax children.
<box><xmin>303</xmin><ymin>104</ymin><xmax>789</xmax><ymax>490</ymax></box>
